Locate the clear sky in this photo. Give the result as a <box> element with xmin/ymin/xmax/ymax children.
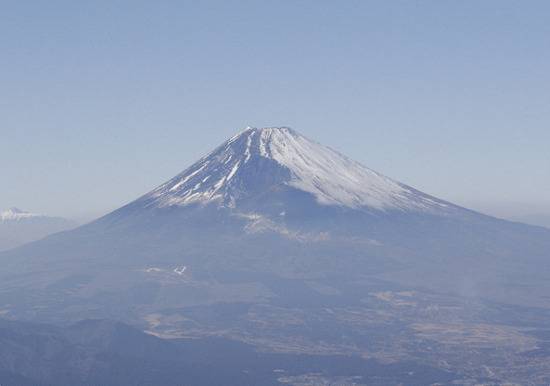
<box><xmin>2</xmin><ymin>1</ymin><xmax>549</xmax><ymax>222</ymax></box>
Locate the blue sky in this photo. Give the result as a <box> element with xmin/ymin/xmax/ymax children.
<box><xmin>1</xmin><ymin>1</ymin><xmax>549</xmax><ymax>221</ymax></box>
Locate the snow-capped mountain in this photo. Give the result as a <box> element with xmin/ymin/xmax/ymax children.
<box><xmin>1</xmin><ymin>207</ymin><xmax>44</xmax><ymax>221</ymax></box>
<box><xmin>140</xmin><ymin>127</ymin><xmax>451</xmax><ymax>213</ymax></box>
<box><xmin>0</xmin><ymin>208</ymin><xmax>76</xmax><ymax>251</ymax></box>
<box><xmin>1</xmin><ymin>126</ymin><xmax>550</xmax><ymax>330</ymax></box>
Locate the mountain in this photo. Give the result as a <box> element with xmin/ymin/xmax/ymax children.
<box><xmin>1</xmin><ymin>127</ymin><xmax>550</xmax><ymax>384</ymax></box>
<box><xmin>81</xmin><ymin>127</ymin><xmax>549</xmax><ymax>307</ymax></box>
<box><xmin>0</xmin><ymin>208</ymin><xmax>76</xmax><ymax>251</ymax></box>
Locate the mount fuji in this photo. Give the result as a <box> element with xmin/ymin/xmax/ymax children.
<box><xmin>1</xmin><ymin>127</ymin><xmax>550</xmax><ymax>382</ymax></box>
<box><xmin>2</xmin><ymin>127</ymin><xmax>550</xmax><ymax>309</ymax></box>
<box><xmin>100</xmin><ymin>127</ymin><xmax>469</xmax><ymax>240</ymax></box>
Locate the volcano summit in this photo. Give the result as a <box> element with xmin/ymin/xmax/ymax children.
<box><xmin>140</xmin><ymin>127</ymin><xmax>450</xmax><ymax>212</ymax></box>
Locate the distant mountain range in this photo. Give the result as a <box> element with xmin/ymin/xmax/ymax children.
<box><xmin>1</xmin><ymin>127</ymin><xmax>550</xmax><ymax>384</ymax></box>
<box><xmin>0</xmin><ymin>208</ymin><xmax>76</xmax><ymax>251</ymax></box>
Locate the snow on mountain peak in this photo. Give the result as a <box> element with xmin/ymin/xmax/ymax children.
<box><xmin>141</xmin><ymin>127</ymin><xmax>450</xmax><ymax>212</ymax></box>
<box><xmin>1</xmin><ymin>208</ymin><xmax>44</xmax><ymax>221</ymax></box>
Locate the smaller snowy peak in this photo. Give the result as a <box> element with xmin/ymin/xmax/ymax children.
<box><xmin>1</xmin><ymin>207</ymin><xmax>44</xmax><ymax>221</ymax></box>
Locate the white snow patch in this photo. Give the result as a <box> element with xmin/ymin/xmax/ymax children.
<box><xmin>244</xmin><ymin>131</ymin><xmax>255</xmax><ymax>163</ymax></box>
<box><xmin>144</xmin><ymin>267</ymin><xmax>164</xmax><ymax>273</ymax></box>
<box><xmin>169</xmin><ymin>164</ymin><xmax>207</xmax><ymax>192</ymax></box>
<box><xmin>227</xmin><ymin>161</ymin><xmax>240</xmax><ymax>181</ymax></box>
